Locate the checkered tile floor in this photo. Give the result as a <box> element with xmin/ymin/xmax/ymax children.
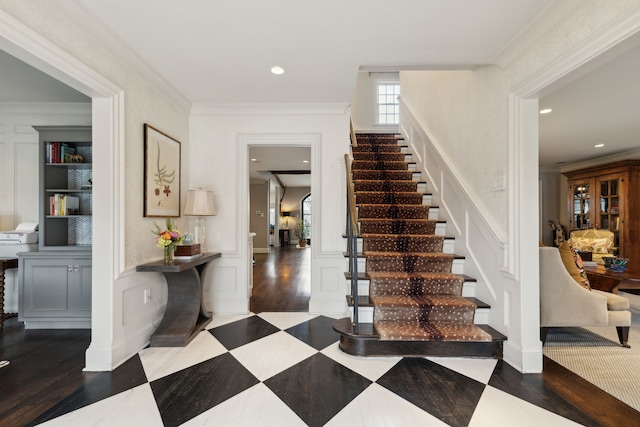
<box><xmin>34</xmin><ymin>313</ymin><xmax>597</xmax><ymax>426</ymax></box>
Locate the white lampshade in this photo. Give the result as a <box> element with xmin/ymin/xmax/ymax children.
<box><xmin>184</xmin><ymin>189</ymin><xmax>216</xmax><ymax>216</ymax></box>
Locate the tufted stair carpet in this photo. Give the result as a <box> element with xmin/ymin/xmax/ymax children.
<box><xmin>334</xmin><ymin>133</ymin><xmax>504</xmax><ymax>358</ymax></box>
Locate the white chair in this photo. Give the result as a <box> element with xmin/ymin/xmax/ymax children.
<box><xmin>539</xmin><ymin>246</ymin><xmax>631</xmax><ymax>347</ymax></box>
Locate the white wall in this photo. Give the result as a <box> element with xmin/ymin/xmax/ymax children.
<box><xmin>190</xmin><ymin>104</ymin><xmax>350</xmax><ymax>315</ymax></box>
<box><xmin>0</xmin><ymin>2</ymin><xmax>191</xmax><ymax>370</ymax></box>
<box><xmin>351</xmin><ymin>71</ymin><xmax>399</xmax><ymax>132</ymax></box>
<box><xmin>399</xmin><ymin>0</ymin><xmax>640</xmax><ymax>372</ymax></box>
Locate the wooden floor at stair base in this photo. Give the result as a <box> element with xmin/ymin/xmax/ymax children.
<box><xmin>374</xmin><ymin>321</ymin><xmax>493</xmax><ymax>342</ymax></box>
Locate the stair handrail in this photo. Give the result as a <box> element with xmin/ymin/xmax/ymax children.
<box><xmin>344</xmin><ymin>152</ymin><xmax>360</xmax><ymax>334</ymax></box>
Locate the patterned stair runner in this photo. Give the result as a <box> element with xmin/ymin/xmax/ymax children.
<box><xmin>352</xmin><ymin>133</ymin><xmax>492</xmax><ymax>342</ymax></box>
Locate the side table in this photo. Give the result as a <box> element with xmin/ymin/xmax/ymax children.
<box><xmin>584</xmin><ymin>265</ymin><xmax>640</xmax><ymax>294</ymax></box>
<box><xmin>0</xmin><ymin>258</ymin><xmax>19</xmax><ymax>327</ymax></box>
<box><xmin>136</xmin><ymin>252</ymin><xmax>221</xmax><ymax>346</ymax></box>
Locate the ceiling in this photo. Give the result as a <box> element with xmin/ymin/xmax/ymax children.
<box><xmin>539</xmin><ymin>33</ymin><xmax>640</xmax><ymax>167</ymax></box>
<box><xmin>250</xmin><ymin>147</ymin><xmax>311</xmax><ymax>187</ymax></box>
<box><xmin>3</xmin><ymin>1</ymin><xmax>639</xmax><ymax>169</ymax></box>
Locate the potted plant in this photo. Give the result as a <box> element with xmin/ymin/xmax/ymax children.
<box><xmin>294</xmin><ymin>220</ymin><xmax>309</xmax><ymax>247</ymax></box>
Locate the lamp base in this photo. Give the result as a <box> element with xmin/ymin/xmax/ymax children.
<box><xmin>194</xmin><ymin>216</ymin><xmax>207</xmax><ymax>253</ymax></box>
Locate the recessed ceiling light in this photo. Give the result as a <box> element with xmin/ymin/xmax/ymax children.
<box><xmin>271</xmin><ymin>66</ymin><xmax>285</xmax><ymax>75</ymax></box>
<box><xmin>594</xmin><ymin>144</ymin><xmax>605</xmax><ymax>148</ymax></box>
<box><xmin>539</xmin><ymin>108</ymin><xmax>552</xmax><ymax>114</ymax></box>
<box><xmin>302</xmin><ymin>160</ymin><xmax>309</xmax><ymax>163</ymax></box>
<box><xmin>251</xmin><ymin>158</ymin><xmax>257</xmax><ymax>162</ymax></box>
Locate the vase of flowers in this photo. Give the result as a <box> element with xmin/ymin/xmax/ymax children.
<box><xmin>154</xmin><ymin>217</ymin><xmax>183</xmax><ymax>264</ymax></box>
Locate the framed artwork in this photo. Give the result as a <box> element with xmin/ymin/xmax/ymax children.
<box><xmin>144</xmin><ymin>124</ymin><xmax>181</xmax><ymax>217</ymax></box>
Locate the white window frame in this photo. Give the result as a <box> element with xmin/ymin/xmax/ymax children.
<box><xmin>376</xmin><ymin>80</ymin><xmax>400</xmax><ymax>125</ymax></box>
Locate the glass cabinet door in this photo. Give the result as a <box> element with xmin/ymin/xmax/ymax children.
<box><xmin>572</xmin><ymin>182</ymin><xmax>591</xmax><ymax>229</ymax></box>
<box><xmin>598</xmin><ymin>177</ymin><xmax>619</xmax><ymax>230</ymax></box>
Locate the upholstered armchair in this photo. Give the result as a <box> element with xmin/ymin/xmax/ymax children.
<box><xmin>539</xmin><ymin>246</ymin><xmax>631</xmax><ymax>347</ymax></box>
<box><xmin>568</xmin><ymin>229</ymin><xmax>616</xmax><ymax>265</ymax></box>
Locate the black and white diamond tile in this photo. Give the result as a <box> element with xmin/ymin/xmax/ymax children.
<box><xmin>36</xmin><ymin>313</ymin><xmax>598</xmax><ymax>426</ymax></box>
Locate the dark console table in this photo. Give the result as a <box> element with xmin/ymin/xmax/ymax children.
<box><xmin>0</xmin><ymin>258</ymin><xmax>19</xmax><ymax>327</ymax></box>
<box><xmin>136</xmin><ymin>252</ymin><xmax>221</xmax><ymax>346</ymax></box>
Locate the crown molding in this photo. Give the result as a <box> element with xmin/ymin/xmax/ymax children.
<box><xmin>190</xmin><ymin>103</ymin><xmax>350</xmax><ymax>116</ymax></box>
<box><xmin>0</xmin><ymin>101</ymin><xmax>91</xmax><ymax>114</ymax></box>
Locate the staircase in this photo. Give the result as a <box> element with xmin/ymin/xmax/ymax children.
<box><xmin>333</xmin><ymin>133</ymin><xmax>505</xmax><ymax>358</ymax></box>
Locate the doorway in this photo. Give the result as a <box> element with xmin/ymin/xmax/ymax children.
<box><xmin>248</xmin><ymin>144</ymin><xmax>312</xmax><ymax>312</ymax></box>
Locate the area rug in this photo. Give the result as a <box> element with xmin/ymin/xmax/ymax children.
<box><xmin>543</xmin><ymin>314</ymin><xmax>640</xmax><ymax>412</ymax></box>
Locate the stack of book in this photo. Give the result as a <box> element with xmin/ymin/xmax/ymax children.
<box><xmin>49</xmin><ymin>194</ymin><xmax>80</xmax><ymax>216</ymax></box>
<box><xmin>45</xmin><ymin>142</ymin><xmax>76</xmax><ymax>163</ymax></box>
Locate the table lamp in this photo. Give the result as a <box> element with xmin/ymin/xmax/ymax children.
<box><xmin>184</xmin><ymin>188</ymin><xmax>217</xmax><ymax>252</ymax></box>
<box><xmin>281</xmin><ymin>211</ymin><xmax>291</xmax><ymax>228</ymax></box>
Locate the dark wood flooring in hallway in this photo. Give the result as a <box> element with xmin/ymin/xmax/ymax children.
<box><xmin>250</xmin><ymin>245</ymin><xmax>311</xmax><ymax>313</ymax></box>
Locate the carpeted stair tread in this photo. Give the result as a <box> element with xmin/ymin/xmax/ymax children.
<box><xmin>371</xmin><ymin>295</ymin><xmax>478</xmax><ymax>323</ymax></box>
<box><xmin>359</xmin><ymin>218</ymin><xmax>438</xmax><ymax>235</ymax></box>
<box><xmin>368</xmin><ymin>271</ymin><xmax>464</xmax><ymax>296</ymax></box>
<box><xmin>352</xmin><ymin>160</ymin><xmax>409</xmax><ymax>170</ymax></box>
<box><xmin>355</xmin><ymin>191</ymin><xmax>424</xmax><ymax>205</ymax></box>
<box><xmin>352</xmin><ymin>170</ymin><xmax>415</xmax><ymax>180</ymax></box>
<box><xmin>354</xmin><ymin>180</ymin><xmax>418</xmax><ymax>192</ymax></box>
<box><xmin>365</xmin><ymin>252</ymin><xmax>454</xmax><ymax>273</ymax></box>
<box><xmin>352</xmin><ymin>144</ymin><xmax>402</xmax><ymax>153</ymax></box>
<box><xmin>358</xmin><ymin>204</ymin><xmax>430</xmax><ymax>219</ymax></box>
<box><xmin>374</xmin><ymin>320</ymin><xmax>494</xmax><ymax>342</ymax></box>
<box><xmin>352</xmin><ymin>152</ymin><xmax>407</xmax><ymax>162</ymax></box>
<box><xmin>362</xmin><ymin>234</ymin><xmax>444</xmax><ymax>252</ymax></box>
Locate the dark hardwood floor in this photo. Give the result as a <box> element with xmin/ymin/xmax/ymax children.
<box><xmin>250</xmin><ymin>245</ymin><xmax>311</xmax><ymax>313</ymax></box>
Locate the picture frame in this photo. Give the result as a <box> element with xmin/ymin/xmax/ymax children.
<box><xmin>144</xmin><ymin>124</ymin><xmax>181</xmax><ymax>217</ymax></box>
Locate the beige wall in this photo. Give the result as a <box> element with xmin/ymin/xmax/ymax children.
<box><xmin>250</xmin><ymin>182</ymin><xmax>269</xmax><ymax>249</ymax></box>
<box><xmin>351</xmin><ymin>71</ymin><xmax>399</xmax><ymax>132</ymax></box>
<box><xmin>400</xmin><ymin>0</ymin><xmax>640</xmax><ymax>242</ymax></box>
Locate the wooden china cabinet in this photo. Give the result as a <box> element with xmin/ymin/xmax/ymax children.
<box><xmin>563</xmin><ymin>160</ymin><xmax>640</xmax><ymax>272</ymax></box>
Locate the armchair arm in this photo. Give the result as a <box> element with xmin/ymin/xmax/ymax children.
<box><xmin>539</xmin><ymin>247</ymin><xmax>609</xmax><ymax>327</ymax></box>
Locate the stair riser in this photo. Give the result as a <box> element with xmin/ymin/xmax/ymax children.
<box><xmin>365</xmin><ymin>256</ymin><xmax>453</xmax><ymax>273</ymax></box>
<box><xmin>352</xmin><ymin>145</ymin><xmax>402</xmax><ymax>153</ymax></box>
<box><xmin>358</xmin><ymin>205</ymin><xmax>430</xmax><ymax>219</ymax></box>
<box><xmin>374</xmin><ymin>305</ymin><xmax>476</xmax><ymax>324</ymax></box>
<box><xmin>369</xmin><ymin>278</ymin><xmax>462</xmax><ymax>296</ymax></box>
<box><xmin>352</xmin><ymin>153</ymin><xmax>411</xmax><ymax>162</ymax></box>
<box><xmin>351</xmin><ymin>170</ymin><xmax>414</xmax><ymax>180</ymax></box>
<box><xmin>348</xmin><ymin>279</ymin><xmax>474</xmax><ymax>297</ymax></box>
<box><xmin>354</xmin><ymin>181</ymin><xmax>419</xmax><ymax>192</ymax></box>
<box><xmin>348</xmin><ymin>307</ymin><xmax>489</xmax><ymax>325</ymax></box>
<box><xmin>362</xmin><ymin>237</ymin><xmax>444</xmax><ymax>253</ymax></box>
<box><xmin>352</xmin><ymin>161</ymin><xmax>409</xmax><ymax>171</ymax></box>
<box><xmin>346</xmin><ymin>235</ymin><xmax>452</xmax><ymax>253</ymax></box>
<box><xmin>352</xmin><ymin>257</ymin><xmax>464</xmax><ymax>274</ymax></box>
<box><xmin>358</xmin><ymin>220</ymin><xmax>442</xmax><ymax>235</ymax></box>
<box><xmin>355</xmin><ymin>193</ymin><xmax>424</xmax><ymax>205</ymax></box>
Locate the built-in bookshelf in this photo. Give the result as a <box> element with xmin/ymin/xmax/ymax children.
<box><xmin>34</xmin><ymin>126</ymin><xmax>92</xmax><ymax>250</ymax></box>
